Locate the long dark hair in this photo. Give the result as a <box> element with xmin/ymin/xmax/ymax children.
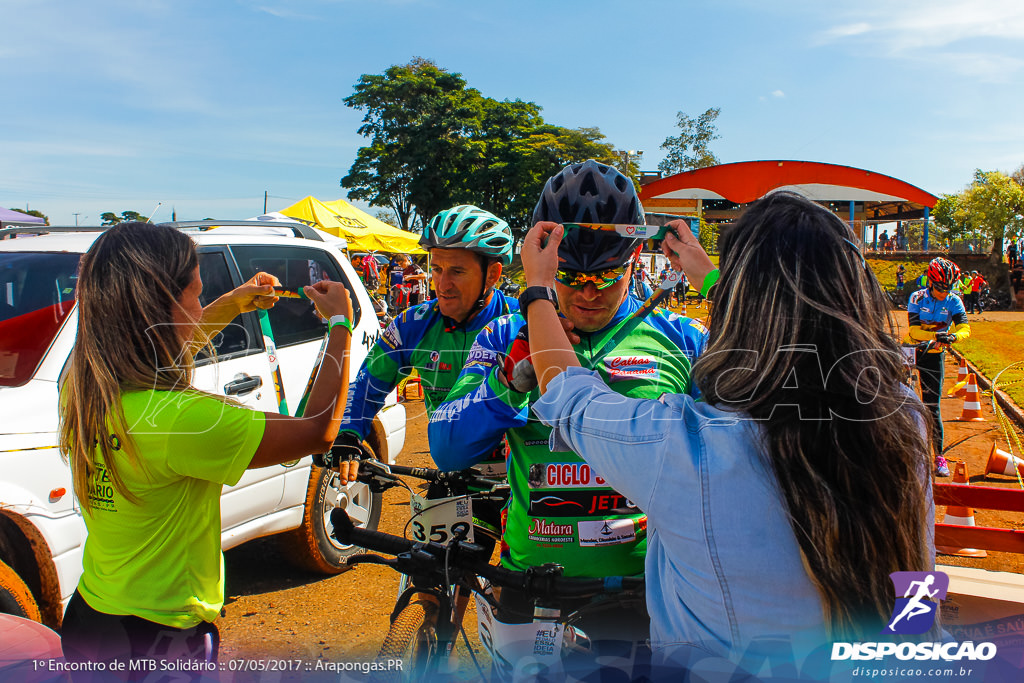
<box><xmin>693</xmin><ymin>192</ymin><xmax>934</xmax><ymax>639</ymax></box>
<box><xmin>59</xmin><ymin>222</ymin><xmax>200</xmax><ymax>509</ymax></box>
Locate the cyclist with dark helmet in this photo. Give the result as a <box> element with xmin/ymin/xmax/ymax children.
<box><xmin>429</xmin><ymin>160</ymin><xmax>707</xmax><ymax>668</ymax></box>
<box><xmin>905</xmin><ymin>257</ymin><xmax>971</xmax><ymax>476</ymax></box>
<box><xmin>328</xmin><ymin>205</ymin><xmax>518</xmax><ymax>478</ymax></box>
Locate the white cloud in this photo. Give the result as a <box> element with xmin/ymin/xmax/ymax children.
<box><xmin>249</xmin><ymin>5</ymin><xmax>319</xmax><ymax>20</ymax></box>
<box><xmin>820</xmin><ymin>0</ymin><xmax>1024</xmax><ymax>49</ymax></box>
<box><xmin>772</xmin><ymin>90</ymin><xmax>785</xmax><ymax>98</ymax></box>
<box><xmin>816</xmin><ymin>0</ymin><xmax>1024</xmax><ymax>79</ymax></box>
<box><xmin>822</xmin><ymin>22</ymin><xmax>872</xmax><ymax>39</ymax></box>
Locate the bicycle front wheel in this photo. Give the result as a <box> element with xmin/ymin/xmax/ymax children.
<box><xmin>375</xmin><ymin>595</ymin><xmax>441</xmax><ymax>682</ymax></box>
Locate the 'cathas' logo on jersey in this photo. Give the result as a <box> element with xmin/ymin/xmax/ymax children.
<box><xmin>603</xmin><ymin>355</ymin><xmax>658</xmax><ymax>382</ymax></box>
<box><xmin>883</xmin><ymin>571</ymin><xmax>948</xmax><ymax>635</ymax></box>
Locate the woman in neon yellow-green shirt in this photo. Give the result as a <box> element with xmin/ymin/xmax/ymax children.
<box><xmin>58</xmin><ymin>222</ymin><xmax>354</xmax><ymax>675</ymax></box>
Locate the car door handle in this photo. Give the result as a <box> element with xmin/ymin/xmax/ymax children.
<box><xmin>224</xmin><ymin>375</ymin><xmax>263</xmax><ymax>396</ymax></box>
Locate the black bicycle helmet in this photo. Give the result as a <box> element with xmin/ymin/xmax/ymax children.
<box><xmin>533</xmin><ymin>159</ymin><xmax>644</xmax><ymax>225</ymax></box>
<box><xmin>533</xmin><ymin>159</ymin><xmax>644</xmax><ymax>272</ymax></box>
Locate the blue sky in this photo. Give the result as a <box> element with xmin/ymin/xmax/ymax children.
<box><xmin>2</xmin><ymin>0</ymin><xmax>1023</xmax><ymax>226</ymax></box>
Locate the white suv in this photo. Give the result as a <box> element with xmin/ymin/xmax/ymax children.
<box><xmin>0</xmin><ymin>220</ymin><xmax>406</xmax><ymax>629</ymax></box>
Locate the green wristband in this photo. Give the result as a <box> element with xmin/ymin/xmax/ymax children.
<box><xmin>329</xmin><ymin>314</ymin><xmax>352</xmax><ymax>333</ymax></box>
<box><xmin>700</xmin><ymin>269</ymin><xmax>720</xmax><ymax>298</ymax></box>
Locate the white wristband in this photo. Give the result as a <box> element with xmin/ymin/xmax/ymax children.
<box><xmin>328</xmin><ymin>314</ymin><xmax>352</xmax><ymax>333</ymax></box>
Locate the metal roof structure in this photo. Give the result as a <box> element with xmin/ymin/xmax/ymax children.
<box><xmin>640</xmin><ymin>160</ymin><xmax>938</xmax><ymax>223</ymax></box>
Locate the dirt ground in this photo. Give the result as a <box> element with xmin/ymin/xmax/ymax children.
<box><xmin>215</xmin><ymin>306</ymin><xmax>1024</xmax><ymax>677</ymax></box>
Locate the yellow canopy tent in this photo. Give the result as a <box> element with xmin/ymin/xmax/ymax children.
<box><xmin>280</xmin><ymin>196</ymin><xmax>425</xmax><ymax>254</ymax></box>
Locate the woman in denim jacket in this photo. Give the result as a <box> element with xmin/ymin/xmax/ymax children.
<box><xmin>521</xmin><ymin>192</ymin><xmax>936</xmax><ymax>676</ymax></box>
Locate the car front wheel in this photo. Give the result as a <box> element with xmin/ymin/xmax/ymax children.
<box><xmin>279</xmin><ymin>455</ymin><xmax>382</xmax><ymax>574</ymax></box>
<box><xmin>0</xmin><ymin>559</ymin><xmax>42</xmax><ymax>622</ymax></box>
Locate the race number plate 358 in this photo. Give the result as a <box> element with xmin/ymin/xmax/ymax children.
<box><xmin>410</xmin><ymin>494</ymin><xmax>475</xmax><ymax>544</ymax></box>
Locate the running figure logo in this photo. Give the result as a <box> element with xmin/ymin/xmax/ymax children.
<box><xmin>882</xmin><ymin>571</ymin><xmax>949</xmax><ymax>635</ymax></box>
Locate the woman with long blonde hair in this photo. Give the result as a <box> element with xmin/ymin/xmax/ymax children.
<box><xmin>522</xmin><ymin>192</ymin><xmax>936</xmax><ymax>671</ymax></box>
<box><xmin>59</xmin><ymin>222</ymin><xmax>353</xmax><ymax>671</ymax></box>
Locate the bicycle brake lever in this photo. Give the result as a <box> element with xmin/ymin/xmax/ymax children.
<box><xmin>362</xmin><ymin>458</ymin><xmax>393</xmax><ymax>477</ymax></box>
<box><xmin>355</xmin><ymin>460</ymin><xmax>398</xmax><ymax>493</ymax></box>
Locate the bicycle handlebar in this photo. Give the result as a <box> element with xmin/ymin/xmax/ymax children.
<box><xmin>331</xmin><ymin>509</ymin><xmax>643</xmax><ymax>600</ymax></box>
<box><xmin>902</xmin><ymin>340</ymin><xmax>940</xmax><ymax>353</ymax></box>
<box><xmin>357</xmin><ymin>459</ymin><xmax>506</xmax><ymax>493</ymax></box>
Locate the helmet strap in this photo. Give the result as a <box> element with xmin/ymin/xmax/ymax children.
<box><xmin>466</xmin><ymin>260</ymin><xmax>500</xmax><ymax>324</ymax></box>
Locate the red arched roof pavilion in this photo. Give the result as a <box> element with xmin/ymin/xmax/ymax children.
<box><xmin>640</xmin><ymin>160</ymin><xmax>937</xmax><ymax>222</ymax></box>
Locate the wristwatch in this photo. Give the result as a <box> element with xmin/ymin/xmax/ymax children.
<box><xmin>518</xmin><ymin>286</ymin><xmax>557</xmax><ymax>314</ymax></box>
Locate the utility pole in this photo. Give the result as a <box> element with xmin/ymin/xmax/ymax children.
<box><xmin>264</xmin><ymin>191</ymin><xmax>268</xmax><ymax>214</ymax></box>
<box><xmin>618</xmin><ymin>150</ymin><xmax>644</xmax><ymax>179</ymax></box>
<box><xmin>73</xmin><ymin>213</ymin><xmax>81</xmax><ymax>226</ymax></box>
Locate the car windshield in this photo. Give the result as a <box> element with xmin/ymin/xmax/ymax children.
<box><xmin>0</xmin><ymin>252</ymin><xmax>81</xmax><ymax>387</ymax></box>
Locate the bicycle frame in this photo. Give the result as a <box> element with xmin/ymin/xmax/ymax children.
<box><xmin>901</xmin><ymin>340</ymin><xmax>943</xmax><ymax>397</ymax></box>
<box><xmin>333</xmin><ymin>506</ymin><xmax>645</xmax><ymax>682</ymax></box>
<box><xmin>351</xmin><ymin>461</ymin><xmax>509</xmax><ymax>679</ymax></box>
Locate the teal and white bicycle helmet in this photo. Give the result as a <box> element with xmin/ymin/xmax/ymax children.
<box><xmin>420</xmin><ymin>205</ymin><xmax>514</xmax><ymax>265</ymax></box>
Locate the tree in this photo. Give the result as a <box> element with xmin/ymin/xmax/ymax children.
<box><xmin>658</xmin><ymin>107</ymin><xmax>721</xmax><ymax>175</ymax></box>
<box><xmin>373</xmin><ymin>209</ymin><xmax>401</xmax><ymax>228</ymax></box>
<box><xmin>342</xmin><ymin>58</ymin><xmax>484</xmax><ymax>230</ymax></box>
<box><xmin>936</xmin><ymin>169</ymin><xmax>1024</xmax><ymax>260</ymax></box>
<box><xmin>100</xmin><ymin>211</ymin><xmax>148</xmax><ymax>226</ymax></box>
<box><xmin>468</xmin><ymin>104</ymin><xmax>620</xmax><ymax>231</ymax></box>
<box><xmin>342</xmin><ymin>60</ymin><xmax>624</xmax><ymax>235</ymax></box>
<box><xmin>9</xmin><ymin>208</ymin><xmax>48</xmax><ymax>224</ymax></box>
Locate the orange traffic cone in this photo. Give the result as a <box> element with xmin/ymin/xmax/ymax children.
<box><xmin>936</xmin><ymin>461</ymin><xmax>988</xmax><ymax>558</ymax></box>
<box><xmin>984</xmin><ymin>442</ymin><xmax>1024</xmax><ymax>478</ymax></box>
<box><xmin>948</xmin><ymin>357</ymin><xmax>969</xmax><ymax>397</ymax></box>
<box><xmin>956</xmin><ymin>373</ymin><xmax>985</xmax><ymax>422</ymax></box>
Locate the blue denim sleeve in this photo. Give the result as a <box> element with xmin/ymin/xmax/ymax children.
<box><xmin>533</xmin><ymin>366</ymin><xmax>681</xmax><ymax>512</ymax></box>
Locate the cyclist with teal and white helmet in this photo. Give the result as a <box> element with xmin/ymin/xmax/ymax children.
<box><xmin>326</xmin><ymin>205</ymin><xmax>519</xmax><ymax>478</ymax></box>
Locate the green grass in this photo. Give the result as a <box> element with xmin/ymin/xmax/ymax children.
<box><xmin>868</xmin><ymin>257</ymin><xmax>926</xmax><ymax>290</ymax></box>
<box><xmin>957</xmin><ymin>320</ymin><xmax>1024</xmax><ymax>409</ymax></box>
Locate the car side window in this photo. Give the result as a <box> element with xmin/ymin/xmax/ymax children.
<box><xmin>229</xmin><ymin>245</ymin><xmax>361</xmax><ymax>348</ymax></box>
<box><xmin>196</xmin><ymin>251</ymin><xmax>259</xmax><ymax>363</ymax></box>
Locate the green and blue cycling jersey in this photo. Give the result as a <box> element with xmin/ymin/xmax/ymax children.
<box><xmin>428</xmin><ymin>296</ymin><xmax>708</xmax><ymax>577</ymax></box>
<box><xmin>338</xmin><ymin>292</ymin><xmax>519</xmax><ymax>442</ymax></box>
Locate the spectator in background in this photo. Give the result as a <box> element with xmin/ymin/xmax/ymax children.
<box><xmin>630</xmin><ymin>257</ymin><xmax>654</xmax><ymax>300</ymax></box>
<box><xmin>361</xmin><ymin>251</ymin><xmax>380</xmax><ymax>291</ymax></box>
<box><xmin>896</xmin><ymin>264</ymin><xmax>905</xmax><ymax>290</ymax></box>
<box><xmin>400</xmin><ymin>253</ymin><xmax>427</xmax><ymax>307</ymax></box>
<box><xmin>956</xmin><ymin>271</ymin><xmax>972</xmax><ymax>301</ymax></box>
<box><xmin>968</xmin><ymin>270</ymin><xmax>987</xmax><ymax>314</ymax></box>
<box><xmin>877</xmin><ymin>230</ymin><xmax>889</xmax><ymax>252</ymax></box>
<box><xmin>1011</xmin><ymin>260</ymin><xmax>1023</xmax><ymax>297</ymax></box>
<box><xmin>1008</xmin><ymin>237</ymin><xmax>1019</xmax><ymax>268</ymax></box>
